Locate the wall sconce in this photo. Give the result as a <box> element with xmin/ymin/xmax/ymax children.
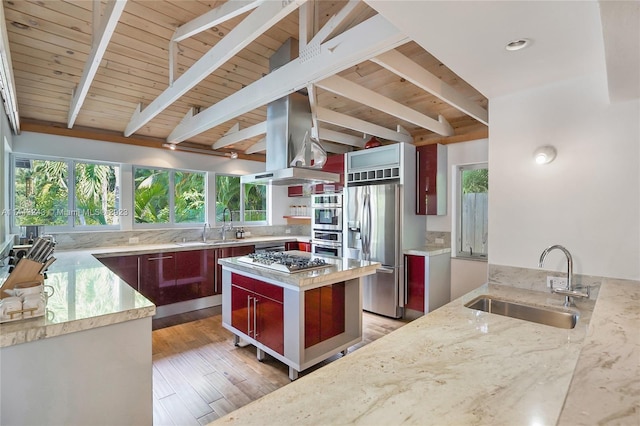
<box><xmin>533</xmin><ymin>145</ymin><xmax>557</xmax><ymax>165</ymax></box>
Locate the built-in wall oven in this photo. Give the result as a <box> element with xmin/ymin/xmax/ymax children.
<box><xmin>311</xmin><ymin>194</ymin><xmax>342</xmax><ymax>231</ymax></box>
<box><xmin>311</xmin><ymin>194</ymin><xmax>343</xmax><ymax>257</ymax></box>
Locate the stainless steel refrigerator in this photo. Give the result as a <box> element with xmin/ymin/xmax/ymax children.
<box><xmin>346</xmin><ymin>183</ymin><xmax>404</xmax><ymax>318</ymax></box>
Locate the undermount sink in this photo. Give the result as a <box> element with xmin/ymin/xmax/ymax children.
<box><xmin>175</xmin><ymin>241</ymin><xmax>209</xmax><ymax>247</ymax></box>
<box><xmin>465</xmin><ymin>296</ymin><xmax>579</xmax><ymax>329</ymax></box>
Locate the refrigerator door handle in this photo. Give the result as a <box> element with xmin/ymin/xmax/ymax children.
<box><xmin>362</xmin><ymin>191</ymin><xmax>371</xmax><ymax>259</ymax></box>
<box><xmin>403</xmin><ymin>256</ymin><xmax>408</xmax><ymax>306</ymax></box>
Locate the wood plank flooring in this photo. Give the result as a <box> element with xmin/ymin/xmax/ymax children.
<box><xmin>151</xmin><ymin>307</ymin><xmax>408</xmax><ymax>425</ymax></box>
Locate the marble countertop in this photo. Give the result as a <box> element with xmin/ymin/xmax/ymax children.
<box><xmin>219</xmin><ymin>251</ymin><xmax>380</xmax><ymax>291</ymax></box>
<box><xmin>404</xmin><ymin>245</ymin><xmax>452</xmax><ymax>256</ymax></box>
<box><xmin>213</xmin><ymin>278</ymin><xmax>639</xmax><ymax>425</ymax></box>
<box><xmin>0</xmin><ymin>250</ymin><xmax>155</xmax><ymax>348</ymax></box>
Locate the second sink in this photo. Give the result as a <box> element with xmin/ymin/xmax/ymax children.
<box><xmin>465</xmin><ymin>296</ymin><xmax>579</xmax><ymax>329</ymax></box>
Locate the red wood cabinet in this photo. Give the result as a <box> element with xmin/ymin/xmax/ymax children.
<box><xmin>285</xmin><ymin>241</ymin><xmax>312</xmax><ymax>252</ymax></box>
<box><xmin>98</xmin><ymin>255</ymin><xmax>139</xmax><ymax>289</ymax></box>
<box><xmin>174</xmin><ymin>249</ymin><xmax>215</xmax><ymax>300</ymax></box>
<box><xmin>215</xmin><ymin>245</ymin><xmax>254</xmax><ymax>294</ymax></box>
<box><xmin>230</xmin><ymin>273</ymin><xmax>284</xmax><ymax>355</ymax></box>
<box><xmin>288</xmin><ymin>153</ymin><xmax>345</xmax><ymax>196</ymax></box>
<box><xmin>139</xmin><ymin>252</ymin><xmax>176</xmax><ymax>305</ymax></box>
<box><xmin>416</xmin><ymin>144</ymin><xmax>447</xmax><ymax>216</ymax></box>
<box><xmin>405</xmin><ymin>255</ymin><xmax>425</xmax><ymax>312</ymax></box>
<box><xmin>304</xmin><ymin>283</ymin><xmax>345</xmax><ymax>348</ymax></box>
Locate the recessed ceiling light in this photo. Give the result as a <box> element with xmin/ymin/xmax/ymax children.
<box><xmin>230</xmin><ymin>152</ymin><xmax>238</xmax><ymax>159</ymax></box>
<box><xmin>162</xmin><ymin>143</ymin><xmax>177</xmax><ymax>150</ymax></box>
<box><xmin>505</xmin><ymin>38</ymin><xmax>530</xmax><ymax>51</ymax></box>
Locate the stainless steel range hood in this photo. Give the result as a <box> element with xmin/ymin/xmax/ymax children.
<box><xmin>241</xmin><ymin>39</ymin><xmax>340</xmax><ymax>186</ymax></box>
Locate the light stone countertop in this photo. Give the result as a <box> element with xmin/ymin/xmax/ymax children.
<box><xmin>218</xmin><ymin>252</ymin><xmax>380</xmax><ymax>291</ymax></box>
<box><xmin>213</xmin><ymin>278</ymin><xmax>639</xmax><ymax>425</ymax></box>
<box><xmin>404</xmin><ymin>245</ymin><xmax>452</xmax><ymax>257</ymax></box>
<box><xmin>0</xmin><ymin>250</ymin><xmax>155</xmax><ymax>348</ymax></box>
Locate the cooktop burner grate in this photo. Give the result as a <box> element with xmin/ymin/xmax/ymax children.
<box><xmin>238</xmin><ymin>252</ymin><xmax>331</xmax><ymax>273</ymax></box>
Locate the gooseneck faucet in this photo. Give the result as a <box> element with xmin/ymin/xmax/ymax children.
<box><xmin>202</xmin><ymin>222</ymin><xmax>210</xmax><ymax>242</ymax></box>
<box><xmin>221</xmin><ymin>207</ymin><xmax>231</xmax><ymax>241</ymax></box>
<box><xmin>538</xmin><ymin>244</ymin><xmax>589</xmax><ymax>307</ymax></box>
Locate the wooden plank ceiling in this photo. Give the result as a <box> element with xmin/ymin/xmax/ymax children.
<box><xmin>3</xmin><ymin>0</ymin><xmax>488</xmax><ymax>159</ymax></box>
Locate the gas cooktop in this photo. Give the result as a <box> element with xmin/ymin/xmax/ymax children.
<box><xmin>238</xmin><ymin>252</ymin><xmax>331</xmax><ymax>274</ymax></box>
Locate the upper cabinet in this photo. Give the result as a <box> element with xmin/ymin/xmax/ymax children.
<box><xmin>288</xmin><ymin>154</ymin><xmax>345</xmax><ymax>197</ymax></box>
<box><xmin>416</xmin><ymin>144</ymin><xmax>447</xmax><ymax>216</ymax></box>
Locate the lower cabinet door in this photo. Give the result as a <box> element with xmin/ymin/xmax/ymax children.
<box><xmin>139</xmin><ymin>252</ymin><xmax>176</xmax><ymax>305</ymax></box>
<box><xmin>304</xmin><ymin>283</ymin><xmax>346</xmax><ymax>348</ymax></box>
<box><xmin>405</xmin><ymin>255</ymin><xmax>425</xmax><ymax>312</ymax></box>
<box><xmin>98</xmin><ymin>255</ymin><xmax>139</xmax><ymax>289</ymax></box>
<box><xmin>173</xmin><ymin>250</ymin><xmax>208</xmax><ymax>302</ymax></box>
<box><xmin>304</xmin><ymin>288</ymin><xmax>321</xmax><ymax>348</ymax></box>
<box><xmin>231</xmin><ymin>285</ymin><xmax>252</xmax><ymax>337</ymax></box>
<box><xmin>255</xmin><ymin>295</ymin><xmax>284</xmax><ymax>355</ymax></box>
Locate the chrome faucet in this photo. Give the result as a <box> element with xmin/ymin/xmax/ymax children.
<box><xmin>538</xmin><ymin>244</ymin><xmax>589</xmax><ymax>307</ymax></box>
<box><xmin>220</xmin><ymin>208</ymin><xmax>232</xmax><ymax>241</ymax></box>
<box><xmin>202</xmin><ymin>222</ymin><xmax>210</xmax><ymax>242</ymax></box>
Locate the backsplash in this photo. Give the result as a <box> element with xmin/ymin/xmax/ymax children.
<box><xmin>426</xmin><ymin>231</ymin><xmax>451</xmax><ymax>247</ymax></box>
<box><xmin>488</xmin><ymin>264</ymin><xmax>601</xmax><ymax>299</ymax></box>
<box><xmin>49</xmin><ymin>225</ymin><xmax>311</xmax><ymax>250</ymax></box>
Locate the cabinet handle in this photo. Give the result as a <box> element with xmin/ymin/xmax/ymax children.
<box><xmin>247</xmin><ymin>296</ymin><xmax>253</xmax><ymax>337</ymax></box>
<box><xmin>147</xmin><ymin>255</ymin><xmax>173</xmax><ymax>261</ymax></box>
<box><xmin>253</xmin><ymin>297</ymin><xmax>258</xmax><ymax>338</ymax></box>
<box><xmin>416</xmin><ymin>150</ymin><xmax>420</xmax><ymax>213</ymax></box>
<box><xmin>137</xmin><ymin>257</ymin><xmax>141</xmax><ymax>291</ymax></box>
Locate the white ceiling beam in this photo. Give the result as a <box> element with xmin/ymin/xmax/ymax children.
<box><xmin>322</xmin><ymin>141</ymin><xmax>352</xmax><ymax>154</ymax></box>
<box><xmin>298</xmin><ymin>0</ymin><xmax>317</xmax><ymax>51</ymax></box>
<box><xmin>68</xmin><ymin>0</ymin><xmax>127</xmax><ymax>128</ymax></box>
<box><xmin>167</xmin><ymin>14</ymin><xmax>408</xmax><ymax>143</ymax></box>
<box><xmin>370</xmin><ymin>49</ymin><xmax>489</xmax><ymax>126</ymax></box>
<box><xmin>307</xmin><ymin>0</ymin><xmax>360</xmax><ymax>46</ymax></box>
<box><xmin>245</xmin><ymin>137</ymin><xmax>266</xmax><ymax>154</ymax></box>
<box><xmin>316</xmin><ymin>74</ymin><xmax>454</xmax><ymax>136</ymax></box>
<box><xmin>316</xmin><ymin>107</ymin><xmax>413</xmax><ymax>143</ymax></box>
<box><xmin>318</xmin><ymin>127</ymin><xmax>365</xmax><ymax>148</ymax></box>
<box><xmin>172</xmin><ymin>0</ymin><xmax>263</xmax><ymax>42</ymax></box>
<box><xmin>125</xmin><ymin>0</ymin><xmax>303</xmax><ymax>137</ymax></box>
<box><xmin>0</xmin><ymin>1</ymin><xmax>20</xmax><ymax>133</ymax></box>
<box><xmin>212</xmin><ymin>121</ymin><xmax>266</xmax><ymax>149</ymax></box>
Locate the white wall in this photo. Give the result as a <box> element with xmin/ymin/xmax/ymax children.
<box><xmin>0</xmin><ymin>112</ymin><xmax>14</xmax><ymax>243</ymax></box>
<box><xmin>489</xmin><ymin>72</ymin><xmax>640</xmax><ymax>280</ymax></box>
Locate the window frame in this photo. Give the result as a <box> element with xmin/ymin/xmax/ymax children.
<box><xmin>455</xmin><ymin>162</ymin><xmax>488</xmax><ymax>260</ymax></box>
<box><xmin>10</xmin><ymin>154</ymin><xmax>122</xmax><ymax>233</ymax></box>
<box><xmin>132</xmin><ymin>165</ymin><xmax>207</xmax><ymax>228</ymax></box>
<box><xmin>214</xmin><ymin>173</ymin><xmax>268</xmax><ymax>227</ymax></box>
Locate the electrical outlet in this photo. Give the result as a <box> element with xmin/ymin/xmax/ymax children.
<box><xmin>285</xmin><ymin>228</ymin><xmax>291</xmax><ymax>234</ymax></box>
<box><xmin>435</xmin><ymin>238</ymin><xmax>445</xmax><ymax>244</ymax></box>
<box><xmin>128</xmin><ymin>237</ymin><xmax>139</xmax><ymax>244</ymax></box>
<box><xmin>547</xmin><ymin>276</ymin><xmax>567</xmax><ymax>289</ymax></box>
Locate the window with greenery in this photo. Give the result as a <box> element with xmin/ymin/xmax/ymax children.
<box><xmin>457</xmin><ymin>164</ymin><xmax>488</xmax><ymax>258</ymax></box>
<box><xmin>134</xmin><ymin>167</ymin><xmax>205</xmax><ymax>225</ymax></box>
<box><xmin>215</xmin><ymin>175</ymin><xmax>267</xmax><ymax>224</ymax></box>
<box><xmin>12</xmin><ymin>156</ymin><xmax>120</xmax><ymax>228</ymax></box>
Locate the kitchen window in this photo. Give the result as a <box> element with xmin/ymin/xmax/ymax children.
<box><xmin>456</xmin><ymin>163</ymin><xmax>488</xmax><ymax>259</ymax></box>
<box><xmin>11</xmin><ymin>156</ymin><xmax>120</xmax><ymax>229</ymax></box>
<box><xmin>215</xmin><ymin>175</ymin><xmax>267</xmax><ymax>224</ymax></box>
<box><xmin>134</xmin><ymin>167</ymin><xmax>205</xmax><ymax>225</ymax></box>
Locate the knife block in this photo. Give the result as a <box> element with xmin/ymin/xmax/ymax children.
<box><xmin>0</xmin><ymin>259</ymin><xmax>45</xmax><ymax>299</ymax></box>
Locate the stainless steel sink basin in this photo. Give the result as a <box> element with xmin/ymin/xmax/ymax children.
<box><xmin>465</xmin><ymin>296</ymin><xmax>579</xmax><ymax>329</ymax></box>
<box><xmin>175</xmin><ymin>241</ymin><xmax>209</xmax><ymax>247</ymax></box>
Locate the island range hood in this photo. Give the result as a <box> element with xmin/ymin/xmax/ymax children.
<box><xmin>241</xmin><ymin>40</ymin><xmax>340</xmax><ymax>186</ymax></box>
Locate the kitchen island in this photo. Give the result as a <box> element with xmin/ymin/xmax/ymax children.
<box><xmin>0</xmin><ymin>250</ymin><xmax>156</xmax><ymax>425</ymax></box>
<box><xmin>218</xmin><ymin>251</ymin><xmax>380</xmax><ymax>380</ymax></box>
<box><xmin>212</xmin><ymin>277</ymin><xmax>639</xmax><ymax>425</ymax></box>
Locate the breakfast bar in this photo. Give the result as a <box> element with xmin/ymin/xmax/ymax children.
<box><xmin>218</xmin><ymin>251</ymin><xmax>380</xmax><ymax>380</ymax></box>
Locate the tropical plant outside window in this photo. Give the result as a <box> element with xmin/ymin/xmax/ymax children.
<box><xmin>457</xmin><ymin>164</ymin><xmax>488</xmax><ymax>258</ymax></box>
<box><xmin>215</xmin><ymin>175</ymin><xmax>267</xmax><ymax>223</ymax></box>
<box><xmin>12</xmin><ymin>156</ymin><xmax>120</xmax><ymax>228</ymax></box>
<box><xmin>134</xmin><ymin>167</ymin><xmax>205</xmax><ymax>224</ymax></box>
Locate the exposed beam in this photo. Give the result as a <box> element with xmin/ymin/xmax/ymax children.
<box><xmin>316</xmin><ymin>74</ymin><xmax>454</xmax><ymax>136</ymax></box>
<box><xmin>322</xmin><ymin>141</ymin><xmax>352</xmax><ymax>154</ymax></box>
<box><xmin>307</xmin><ymin>0</ymin><xmax>360</xmax><ymax>46</ymax></box>
<box><xmin>245</xmin><ymin>137</ymin><xmax>266</xmax><ymax>154</ymax></box>
<box><xmin>212</xmin><ymin>121</ymin><xmax>266</xmax><ymax>149</ymax></box>
<box><xmin>318</xmin><ymin>127</ymin><xmax>364</xmax><ymax>148</ymax></box>
<box><xmin>370</xmin><ymin>49</ymin><xmax>489</xmax><ymax>126</ymax></box>
<box><xmin>316</xmin><ymin>107</ymin><xmax>413</xmax><ymax>143</ymax></box>
<box><xmin>125</xmin><ymin>0</ymin><xmax>303</xmax><ymax>137</ymax></box>
<box><xmin>0</xmin><ymin>1</ymin><xmax>20</xmax><ymax>133</ymax></box>
<box><xmin>68</xmin><ymin>0</ymin><xmax>127</xmax><ymax>129</ymax></box>
<box><xmin>172</xmin><ymin>0</ymin><xmax>263</xmax><ymax>42</ymax></box>
<box><xmin>298</xmin><ymin>0</ymin><xmax>317</xmax><ymax>51</ymax></box>
<box><xmin>168</xmin><ymin>14</ymin><xmax>408</xmax><ymax>143</ymax></box>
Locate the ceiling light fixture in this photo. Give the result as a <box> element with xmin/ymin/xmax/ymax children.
<box><xmin>162</xmin><ymin>143</ymin><xmax>177</xmax><ymax>150</ymax></box>
<box><xmin>230</xmin><ymin>152</ymin><xmax>238</xmax><ymax>159</ymax></box>
<box><xmin>533</xmin><ymin>145</ymin><xmax>557</xmax><ymax>165</ymax></box>
<box><xmin>505</xmin><ymin>38</ymin><xmax>531</xmax><ymax>51</ymax></box>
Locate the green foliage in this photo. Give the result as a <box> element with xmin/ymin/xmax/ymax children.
<box><xmin>134</xmin><ymin>168</ymin><xmax>169</xmax><ymax>223</ymax></box>
<box><xmin>175</xmin><ymin>171</ymin><xmax>205</xmax><ymax>223</ymax></box>
<box><xmin>462</xmin><ymin>168</ymin><xmax>488</xmax><ymax>194</ymax></box>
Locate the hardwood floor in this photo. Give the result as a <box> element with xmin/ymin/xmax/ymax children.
<box><xmin>151</xmin><ymin>308</ymin><xmax>408</xmax><ymax>425</ymax></box>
